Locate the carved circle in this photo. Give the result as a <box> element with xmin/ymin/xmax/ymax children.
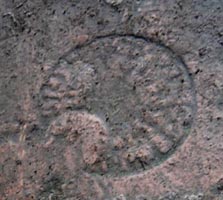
<box><xmin>39</xmin><ymin>35</ymin><xmax>196</xmax><ymax>176</ymax></box>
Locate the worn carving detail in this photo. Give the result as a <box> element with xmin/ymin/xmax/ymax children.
<box><xmin>39</xmin><ymin>35</ymin><xmax>196</xmax><ymax>176</ymax></box>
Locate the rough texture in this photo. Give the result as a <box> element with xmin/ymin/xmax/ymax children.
<box><xmin>39</xmin><ymin>35</ymin><xmax>196</xmax><ymax>176</ymax></box>
<box><xmin>105</xmin><ymin>0</ymin><xmax>124</xmax><ymax>6</ymax></box>
<box><xmin>0</xmin><ymin>0</ymin><xmax>223</xmax><ymax>199</ymax></box>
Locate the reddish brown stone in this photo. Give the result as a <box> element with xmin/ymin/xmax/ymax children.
<box><xmin>0</xmin><ymin>0</ymin><xmax>223</xmax><ymax>199</ymax></box>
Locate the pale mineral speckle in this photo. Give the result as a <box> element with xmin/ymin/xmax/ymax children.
<box><xmin>184</xmin><ymin>193</ymin><xmax>204</xmax><ymax>200</ymax></box>
<box><xmin>113</xmin><ymin>194</ymin><xmax>127</xmax><ymax>200</ymax></box>
<box><xmin>105</xmin><ymin>0</ymin><xmax>124</xmax><ymax>6</ymax></box>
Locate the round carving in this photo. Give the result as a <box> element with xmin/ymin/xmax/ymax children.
<box><xmin>38</xmin><ymin>35</ymin><xmax>196</xmax><ymax>176</ymax></box>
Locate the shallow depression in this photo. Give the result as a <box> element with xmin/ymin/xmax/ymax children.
<box><xmin>39</xmin><ymin>35</ymin><xmax>196</xmax><ymax>176</ymax></box>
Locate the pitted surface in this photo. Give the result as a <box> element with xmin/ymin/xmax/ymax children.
<box><xmin>39</xmin><ymin>35</ymin><xmax>196</xmax><ymax>176</ymax></box>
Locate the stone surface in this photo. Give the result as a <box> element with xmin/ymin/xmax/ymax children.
<box><xmin>38</xmin><ymin>35</ymin><xmax>196</xmax><ymax>176</ymax></box>
<box><xmin>105</xmin><ymin>0</ymin><xmax>124</xmax><ymax>6</ymax></box>
<box><xmin>0</xmin><ymin>0</ymin><xmax>223</xmax><ymax>199</ymax></box>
